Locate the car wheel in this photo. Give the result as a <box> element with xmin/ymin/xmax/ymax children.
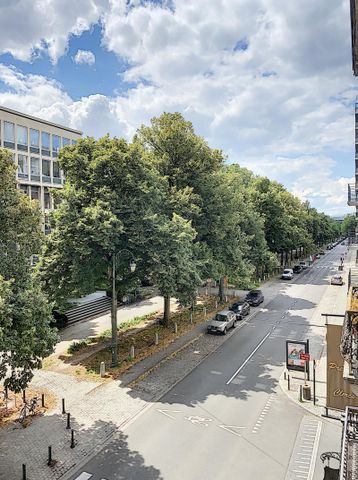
<box><xmin>223</xmin><ymin>327</ymin><xmax>227</xmax><ymax>335</ymax></box>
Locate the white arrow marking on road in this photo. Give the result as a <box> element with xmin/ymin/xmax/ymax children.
<box><xmin>156</xmin><ymin>409</ymin><xmax>181</xmax><ymax>420</ymax></box>
<box><xmin>74</xmin><ymin>473</ymin><xmax>92</xmax><ymax>480</ymax></box>
<box><xmin>218</xmin><ymin>425</ymin><xmax>245</xmax><ymax>437</ymax></box>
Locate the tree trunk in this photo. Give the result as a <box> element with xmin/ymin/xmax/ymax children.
<box><xmin>219</xmin><ymin>277</ymin><xmax>225</xmax><ymax>302</ymax></box>
<box><xmin>162</xmin><ymin>295</ymin><xmax>171</xmax><ymax>326</ymax></box>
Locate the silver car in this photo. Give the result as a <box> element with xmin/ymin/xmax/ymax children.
<box><xmin>207</xmin><ymin>310</ymin><xmax>237</xmax><ymax>335</ymax></box>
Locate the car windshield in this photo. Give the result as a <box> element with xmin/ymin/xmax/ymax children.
<box><xmin>248</xmin><ymin>292</ymin><xmax>258</xmax><ymax>297</ymax></box>
<box><xmin>283</xmin><ymin>270</ymin><xmax>291</xmax><ymax>274</ymax></box>
<box><xmin>215</xmin><ymin>314</ymin><xmax>228</xmax><ymax>322</ymax></box>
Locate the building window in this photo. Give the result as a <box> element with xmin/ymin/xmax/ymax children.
<box><xmin>53</xmin><ymin>161</ymin><xmax>61</xmax><ymax>184</ymax></box>
<box><xmin>17</xmin><ymin>125</ymin><xmax>28</xmax><ymax>151</ymax></box>
<box><xmin>52</xmin><ymin>135</ymin><xmax>61</xmax><ymax>157</ymax></box>
<box><xmin>72</xmin><ymin>139</ymin><xmax>77</xmax><ymax>145</ymax></box>
<box><xmin>19</xmin><ymin>184</ymin><xmax>28</xmax><ymax>195</ymax></box>
<box><xmin>30</xmin><ymin>129</ymin><xmax>40</xmax><ymax>154</ymax></box>
<box><xmin>62</xmin><ymin>137</ymin><xmax>70</xmax><ymax>147</ymax></box>
<box><xmin>41</xmin><ymin>131</ymin><xmax>50</xmax><ymax>156</ymax></box>
<box><xmin>42</xmin><ymin>159</ymin><xmax>51</xmax><ymax>182</ymax></box>
<box><xmin>30</xmin><ymin>186</ymin><xmax>40</xmax><ymax>201</ymax></box>
<box><xmin>30</xmin><ymin>157</ymin><xmax>40</xmax><ymax>181</ymax></box>
<box><xmin>4</xmin><ymin>121</ymin><xmax>15</xmax><ymax>149</ymax></box>
<box><xmin>44</xmin><ymin>188</ymin><xmax>51</xmax><ymax>210</ymax></box>
<box><xmin>18</xmin><ymin>154</ymin><xmax>28</xmax><ymax>179</ymax></box>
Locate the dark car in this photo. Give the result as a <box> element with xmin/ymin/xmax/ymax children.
<box><xmin>293</xmin><ymin>265</ymin><xmax>303</xmax><ymax>274</ymax></box>
<box><xmin>245</xmin><ymin>289</ymin><xmax>264</xmax><ymax>306</ymax></box>
<box><xmin>229</xmin><ymin>301</ymin><xmax>250</xmax><ymax>320</ymax></box>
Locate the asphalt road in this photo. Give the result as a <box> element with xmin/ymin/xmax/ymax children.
<box><xmin>69</xmin><ymin>246</ymin><xmax>346</xmax><ymax>480</ymax></box>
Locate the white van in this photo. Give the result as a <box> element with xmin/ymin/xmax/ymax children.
<box><xmin>281</xmin><ymin>268</ymin><xmax>294</xmax><ymax>280</ymax></box>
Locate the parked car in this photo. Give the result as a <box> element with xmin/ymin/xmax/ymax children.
<box><xmin>207</xmin><ymin>310</ymin><xmax>237</xmax><ymax>335</ymax></box>
<box><xmin>245</xmin><ymin>289</ymin><xmax>264</xmax><ymax>306</ymax></box>
<box><xmin>229</xmin><ymin>301</ymin><xmax>250</xmax><ymax>320</ymax></box>
<box><xmin>299</xmin><ymin>261</ymin><xmax>308</xmax><ymax>269</ymax></box>
<box><xmin>319</xmin><ymin>250</ymin><xmax>325</xmax><ymax>255</ymax></box>
<box><xmin>281</xmin><ymin>268</ymin><xmax>294</xmax><ymax>280</ymax></box>
<box><xmin>331</xmin><ymin>274</ymin><xmax>343</xmax><ymax>286</ymax></box>
<box><xmin>293</xmin><ymin>265</ymin><xmax>303</xmax><ymax>274</ymax></box>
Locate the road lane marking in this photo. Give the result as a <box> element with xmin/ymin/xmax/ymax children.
<box><xmin>226</xmin><ymin>330</ymin><xmax>272</xmax><ymax>384</ymax></box>
<box><xmin>218</xmin><ymin>425</ymin><xmax>245</xmax><ymax>437</ymax></box>
<box><xmin>185</xmin><ymin>415</ymin><xmax>212</xmax><ymax>427</ymax></box>
<box><xmin>74</xmin><ymin>474</ymin><xmax>92</xmax><ymax>480</ymax></box>
<box><xmin>156</xmin><ymin>409</ymin><xmax>181</xmax><ymax>420</ymax></box>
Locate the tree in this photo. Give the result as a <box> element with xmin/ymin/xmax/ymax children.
<box><xmin>341</xmin><ymin>214</ymin><xmax>356</xmax><ymax>238</ymax></box>
<box><xmin>0</xmin><ymin>148</ymin><xmax>57</xmax><ymax>391</ymax></box>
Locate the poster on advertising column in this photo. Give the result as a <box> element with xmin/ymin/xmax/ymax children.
<box><xmin>286</xmin><ymin>340</ymin><xmax>308</xmax><ymax>373</ymax></box>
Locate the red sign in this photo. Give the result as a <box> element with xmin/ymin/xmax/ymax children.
<box><xmin>300</xmin><ymin>353</ymin><xmax>310</xmax><ymax>361</ymax></box>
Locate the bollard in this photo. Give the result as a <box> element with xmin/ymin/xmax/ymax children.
<box><xmin>47</xmin><ymin>446</ymin><xmax>52</xmax><ymax>466</ymax></box>
<box><xmin>225</xmin><ymin>295</ymin><xmax>228</xmax><ymax>302</ymax></box>
<box><xmin>66</xmin><ymin>412</ymin><xmax>71</xmax><ymax>430</ymax></box>
<box><xmin>22</xmin><ymin>390</ymin><xmax>26</xmax><ymax>403</ymax></box>
<box><xmin>4</xmin><ymin>386</ymin><xmax>8</xmax><ymax>399</ymax></box>
<box><xmin>299</xmin><ymin>385</ymin><xmax>303</xmax><ymax>402</ymax></box>
<box><xmin>130</xmin><ymin>345</ymin><xmax>135</xmax><ymax>360</ymax></box>
<box><xmin>203</xmin><ymin>307</ymin><xmax>207</xmax><ymax>317</ymax></box>
<box><xmin>205</xmin><ymin>288</ymin><xmax>208</xmax><ymax>296</ymax></box>
<box><xmin>288</xmin><ymin>374</ymin><xmax>290</xmax><ymax>391</ymax></box>
<box><xmin>284</xmin><ymin>371</ymin><xmax>287</xmax><ymax>381</ymax></box>
<box><xmin>22</xmin><ymin>464</ymin><xmax>26</xmax><ymax>480</ymax></box>
<box><xmin>174</xmin><ymin>322</ymin><xmax>178</xmax><ymax>334</ymax></box>
<box><xmin>190</xmin><ymin>313</ymin><xmax>193</xmax><ymax>324</ymax></box>
<box><xmin>62</xmin><ymin>398</ymin><xmax>66</xmax><ymax>414</ymax></box>
<box><xmin>100</xmin><ymin>361</ymin><xmax>106</xmax><ymax>378</ymax></box>
<box><xmin>155</xmin><ymin>333</ymin><xmax>159</xmax><ymax>345</ymax></box>
<box><xmin>70</xmin><ymin>429</ymin><xmax>75</xmax><ymax>448</ymax></box>
<box><xmin>41</xmin><ymin>393</ymin><xmax>45</xmax><ymax>408</ymax></box>
<box><xmin>215</xmin><ymin>300</ymin><xmax>218</xmax><ymax>309</ymax></box>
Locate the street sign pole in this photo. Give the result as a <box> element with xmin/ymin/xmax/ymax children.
<box><xmin>313</xmin><ymin>360</ymin><xmax>316</xmax><ymax>405</ymax></box>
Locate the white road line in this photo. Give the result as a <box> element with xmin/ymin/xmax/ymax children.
<box><xmin>74</xmin><ymin>474</ymin><xmax>92</xmax><ymax>480</ymax></box>
<box><xmin>226</xmin><ymin>330</ymin><xmax>272</xmax><ymax>384</ymax></box>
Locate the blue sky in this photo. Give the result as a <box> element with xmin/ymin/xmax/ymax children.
<box><xmin>0</xmin><ymin>0</ymin><xmax>356</xmax><ymax>216</ymax></box>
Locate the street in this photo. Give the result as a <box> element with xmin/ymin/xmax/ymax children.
<box><xmin>68</xmin><ymin>246</ymin><xmax>347</xmax><ymax>480</ymax></box>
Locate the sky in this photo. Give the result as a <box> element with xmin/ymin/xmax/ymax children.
<box><xmin>0</xmin><ymin>0</ymin><xmax>356</xmax><ymax>217</ymax></box>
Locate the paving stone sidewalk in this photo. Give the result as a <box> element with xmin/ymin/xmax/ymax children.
<box><xmin>0</xmin><ymin>279</ymin><xmax>280</xmax><ymax>480</ymax></box>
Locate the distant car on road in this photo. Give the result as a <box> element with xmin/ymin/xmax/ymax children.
<box><xmin>229</xmin><ymin>301</ymin><xmax>250</xmax><ymax>320</ymax></box>
<box><xmin>207</xmin><ymin>310</ymin><xmax>237</xmax><ymax>335</ymax></box>
<box><xmin>299</xmin><ymin>261</ymin><xmax>309</xmax><ymax>269</ymax></box>
<box><xmin>281</xmin><ymin>268</ymin><xmax>294</xmax><ymax>280</ymax></box>
<box><xmin>319</xmin><ymin>250</ymin><xmax>325</xmax><ymax>255</ymax></box>
<box><xmin>245</xmin><ymin>290</ymin><xmax>264</xmax><ymax>306</ymax></box>
<box><xmin>293</xmin><ymin>265</ymin><xmax>303</xmax><ymax>274</ymax></box>
<box><xmin>331</xmin><ymin>274</ymin><xmax>343</xmax><ymax>286</ymax></box>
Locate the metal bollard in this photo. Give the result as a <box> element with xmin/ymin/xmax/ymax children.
<box><xmin>62</xmin><ymin>398</ymin><xmax>66</xmax><ymax>414</ymax></box>
<box><xmin>174</xmin><ymin>323</ymin><xmax>178</xmax><ymax>334</ymax></box>
<box><xmin>66</xmin><ymin>412</ymin><xmax>71</xmax><ymax>429</ymax></box>
<box><xmin>203</xmin><ymin>307</ymin><xmax>207</xmax><ymax>317</ymax></box>
<box><xmin>70</xmin><ymin>429</ymin><xmax>75</xmax><ymax>448</ymax></box>
<box><xmin>189</xmin><ymin>313</ymin><xmax>193</xmax><ymax>324</ymax></box>
<box><xmin>284</xmin><ymin>371</ymin><xmax>287</xmax><ymax>380</ymax></box>
<box><xmin>215</xmin><ymin>300</ymin><xmax>218</xmax><ymax>309</ymax></box>
<box><xmin>22</xmin><ymin>390</ymin><xmax>26</xmax><ymax>403</ymax></box>
<box><xmin>299</xmin><ymin>385</ymin><xmax>303</xmax><ymax>402</ymax></box>
<box><xmin>100</xmin><ymin>361</ymin><xmax>106</xmax><ymax>378</ymax></box>
<box><xmin>47</xmin><ymin>445</ymin><xmax>52</xmax><ymax>466</ymax></box>
<box><xmin>205</xmin><ymin>288</ymin><xmax>208</xmax><ymax>296</ymax></box>
<box><xmin>130</xmin><ymin>345</ymin><xmax>135</xmax><ymax>360</ymax></box>
<box><xmin>22</xmin><ymin>464</ymin><xmax>26</xmax><ymax>480</ymax></box>
<box><xmin>225</xmin><ymin>295</ymin><xmax>228</xmax><ymax>302</ymax></box>
<box><xmin>41</xmin><ymin>393</ymin><xmax>45</xmax><ymax>407</ymax></box>
<box><xmin>155</xmin><ymin>333</ymin><xmax>159</xmax><ymax>345</ymax></box>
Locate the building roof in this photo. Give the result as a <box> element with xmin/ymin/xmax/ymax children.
<box><xmin>0</xmin><ymin>105</ymin><xmax>82</xmax><ymax>135</ymax></box>
<box><xmin>351</xmin><ymin>0</ymin><xmax>358</xmax><ymax>75</ymax></box>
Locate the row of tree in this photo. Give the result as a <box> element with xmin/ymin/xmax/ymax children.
<box><xmin>0</xmin><ymin>112</ymin><xmax>343</xmax><ymax>390</ymax></box>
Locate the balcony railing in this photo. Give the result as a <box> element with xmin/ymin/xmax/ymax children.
<box><xmin>348</xmin><ymin>184</ymin><xmax>358</xmax><ymax>206</ymax></box>
<box><xmin>339</xmin><ymin>406</ymin><xmax>358</xmax><ymax>480</ymax></box>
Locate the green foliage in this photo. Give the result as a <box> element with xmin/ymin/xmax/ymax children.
<box><xmin>67</xmin><ymin>340</ymin><xmax>88</xmax><ymax>354</ymax></box>
<box><xmin>341</xmin><ymin>214</ymin><xmax>356</xmax><ymax>237</ymax></box>
<box><xmin>0</xmin><ymin>149</ymin><xmax>58</xmax><ymax>392</ymax></box>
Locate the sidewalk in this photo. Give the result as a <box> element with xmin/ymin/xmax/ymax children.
<box><xmin>279</xmin><ymin>245</ymin><xmax>353</xmax><ymax>420</ymax></box>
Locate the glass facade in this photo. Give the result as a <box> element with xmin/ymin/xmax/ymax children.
<box><xmin>4</xmin><ymin>121</ymin><xmax>15</xmax><ymax>148</ymax></box>
<box><xmin>30</xmin><ymin>129</ymin><xmax>39</xmax><ymax>154</ymax></box>
<box><xmin>18</xmin><ymin>154</ymin><xmax>28</xmax><ymax>178</ymax></box>
<box><xmin>44</xmin><ymin>189</ymin><xmax>51</xmax><ymax>210</ymax></box>
<box><xmin>42</xmin><ymin>159</ymin><xmax>51</xmax><ymax>181</ymax></box>
<box><xmin>17</xmin><ymin>125</ymin><xmax>28</xmax><ymax>151</ymax></box>
<box><xmin>52</xmin><ymin>135</ymin><xmax>60</xmax><ymax>157</ymax></box>
<box><xmin>41</xmin><ymin>131</ymin><xmax>50</xmax><ymax>156</ymax></box>
<box><xmin>30</xmin><ymin>157</ymin><xmax>40</xmax><ymax>181</ymax></box>
<box><xmin>30</xmin><ymin>186</ymin><xmax>40</xmax><ymax>201</ymax></box>
<box><xmin>62</xmin><ymin>137</ymin><xmax>70</xmax><ymax>146</ymax></box>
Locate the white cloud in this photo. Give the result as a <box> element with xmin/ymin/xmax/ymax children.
<box><xmin>0</xmin><ymin>0</ymin><xmax>107</xmax><ymax>62</ymax></box>
<box><xmin>73</xmin><ymin>50</ymin><xmax>96</xmax><ymax>66</ymax></box>
<box><xmin>0</xmin><ymin>0</ymin><xmax>356</xmax><ymax>216</ymax></box>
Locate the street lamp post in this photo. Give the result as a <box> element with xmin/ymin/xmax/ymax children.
<box><xmin>111</xmin><ymin>249</ymin><xmax>136</xmax><ymax>368</ymax></box>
